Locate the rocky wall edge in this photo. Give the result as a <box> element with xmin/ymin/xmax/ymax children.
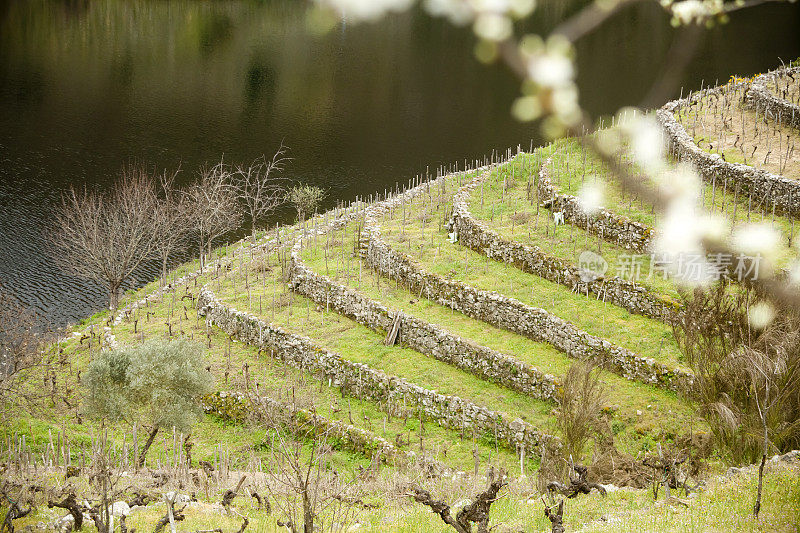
<box><xmin>287</xmin><ymin>242</ymin><xmax>560</xmax><ymax>402</ymax></box>
<box><xmin>196</xmin><ymin>287</ymin><xmax>560</xmax><ymax>458</ymax></box>
<box><xmin>362</xmin><ymin>206</ymin><xmax>693</xmax><ymax>395</ymax></box>
<box><xmin>449</xmin><ymin>172</ymin><xmax>682</xmax><ymax>326</ymax></box>
<box><xmin>535</xmin><ymin>160</ymin><xmax>654</xmax><ymax>253</ymax></box>
<box><xmin>746</xmin><ymin>67</ymin><xmax>800</xmax><ymax>130</ymax></box>
<box><xmin>657</xmin><ymin>83</ymin><xmax>800</xmax><ymax>216</ymax></box>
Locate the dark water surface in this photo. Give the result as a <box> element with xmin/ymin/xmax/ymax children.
<box><xmin>1</xmin><ymin>0</ymin><xmax>799</xmax><ymax>326</ymax></box>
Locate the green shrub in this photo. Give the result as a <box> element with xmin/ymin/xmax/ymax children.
<box><xmin>82</xmin><ymin>338</ymin><xmax>214</xmax><ymax>433</ymax></box>
<box><xmin>288</xmin><ymin>184</ymin><xmax>326</xmax><ymax>222</ymax></box>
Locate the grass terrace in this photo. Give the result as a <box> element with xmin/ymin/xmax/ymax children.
<box><xmin>375</xmin><ymin>179</ymin><xmax>686</xmax><ymax>367</ymax></box>
<box><xmin>5</xmin><ymin>257</ymin><xmax>381</xmax><ymax>476</ymax></box>
<box><xmin>4</xmin><ymin>173</ymin><xmax>798</xmax><ymax>533</ymax></box>
<box><xmin>468</xmin><ymin>151</ymin><xmax>680</xmax><ymax>298</ymax></box>
<box><xmin>298</xmin><ymin>215</ymin><xmax>697</xmax><ymax>455</ymax></box>
<box><xmin>481</xmin><ymin>139</ymin><xmax>799</xmax><ymax>269</ymax></box>
<box><xmin>210</xmin><ymin>242</ymin><xmax>550</xmax><ymax>469</ymax></box>
<box><xmin>4</xmin><ymin>222</ymin><xmax>798</xmax><ymax>532</ymax></box>
<box><xmin>7</xmin><ymin>230</ymin><xmax>536</xmax><ymax>478</ymax></box>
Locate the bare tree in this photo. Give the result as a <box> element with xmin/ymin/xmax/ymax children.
<box><xmin>542</xmin><ymin>497</ymin><xmax>564</xmax><ymax>533</ymax></box>
<box><xmin>265</xmin><ymin>421</ymin><xmax>362</xmax><ymax>533</ymax></box>
<box><xmin>1</xmin><ymin>484</ymin><xmax>32</xmax><ymax>533</ymax></box>
<box><xmin>233</xmin><ymin>147</ymin><xmax>290</xmax><ymax>243</ymax></box>
<box><xmin>0</xmin><ymin>289</ymin><xmax>54</xmax><ymax>418</ymax></box>
<box><xmin>53</xmin><ymin>166</ymin><xmax>161</xmax><ymax>310</ymax></box>
<box><xmin>409</xmin><ymin>468</ymin><xmax>507</xmax><ymax>533</ymax></box>
<box><xmin>153</xmin><ymin>167</ymin><xmax>192</xmax><ymax>285</ymax></box>
<box><xmin>555</xmin><ymin>360</ymin><xmax>607</xmax><ymax>463</ymax></box>
<box><xmin>546</xmin><ymin>464</ymin><xmax>606</xmax><ymax>499</ymax></box>
<box><xmin>184</xmin><ymin>162</ymin><xmax>242</xmax><ymax>271</ymax></box>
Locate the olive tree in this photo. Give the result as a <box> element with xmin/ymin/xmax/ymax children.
<box><xmin>82</xmin><ymin>338</ymin><xmax>214</xmax><ymax>468</ymax></box>
<box><xmin>288</xmin><ymin>184</ymin><xmax>326</xmax><ymax>223</ymax></box>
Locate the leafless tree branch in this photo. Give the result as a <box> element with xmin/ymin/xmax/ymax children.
<box><xmin>52</xmin><ymin>165</ymin><xmax>161</xmax><ymax>309</ymax></box>
<box><xmin>184</xmin><ymin>162</ymin><xmax>243</xmax><ymax>271</ymax></box>
<box><xmin>232</xmin><ymin>145</ymin><xmax>291</xmax><ymax>244</ymax></box>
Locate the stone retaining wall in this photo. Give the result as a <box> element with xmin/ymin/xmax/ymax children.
<box><xmin>450</xmin><ymin>171</ymin><xmax>682</xmax><ymax>325</ymax></box>
<box><xmin>288</xmin><ymin>237</ymin><xmax>559</xmax><ymax>402</ymax></box>
<box><xmin>202</xmin><ymin>391</ymin><xmax>408</xmax><ymax>463</ymax></box>
<box><xmin>746</xmin><ymin>67</ymin><xmax>800</xmax><ymax>130</ymax></box>
<box><xmin>362</xmin><ymin>187</ymin><xmax>693</xmax><ymax>394</ymax></box>
<box><xmin>657</xmin><ymin>83</ymin><xmax>800</xmax><ymax>217</ymax></box>
<box><xmin>197</xmin><ymin>287</ymin><xmax>559</xmax><ymax>458</ymax></box>
<box><xmin>536</xmin><ymin>160</ymin><xmax>655</xmax><ymax>254</ymax></box>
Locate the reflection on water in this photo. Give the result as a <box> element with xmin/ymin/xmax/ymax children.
<box><xmin>1</xmin><ymin>0</ymin><xmax>799</xmax><ymax>325</ymax></box>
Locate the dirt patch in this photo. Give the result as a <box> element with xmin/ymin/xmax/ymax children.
<box><xmin>676</xmin><ymin>88</ymin><xmax>800</xmax><ymax>178</ymax></box>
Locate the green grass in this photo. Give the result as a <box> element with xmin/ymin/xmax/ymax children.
<box><xmin>297</xmin><ymin>215</ymin><xmax>697</xmax><ymax>455</ymax></box>
<box><xmin>4</xmin><ymin>171</ymin><xmax>799</xmax><ymax>533</ymax></box>
<box><xmin>4</xmin><ymin>287</ymin><xmax>372</xmax><ymax>474</ymax></box>
<box><xmin>469</xmin><ymin>152</ymin><xmax>679</xmax><ymax>299</ymax></box>
<box><xmin>533</xmin><ymin>137</ymin><xmax>798</xmax><ymax>240</ymax></box>
<box><xmin>121</xmin><ymin>286</ymin><xmax>525</xmax><ymax>473</ymax></box>
<box><xmin>583</xmin><ymin>465</ymin><xmax>800</xmax><ymax>532</ymax></box>
<box><xmin>212</xmin><ymin>250</ymin><xmax>556</xmax><ymax>440</ymax></box>
<box><xmin>376</xmin><ymin>181</ymin><xmax>686</xmax><ymax>367</ymax></box>
<box><xmin>5</xmin><ymin>234</ymin><xmax>521</xmax><ymax>476</ymax></box>
<box><xmin>474</xmin><ymin>140</ymin><xmax>799</xmax><ymax>282</ymax></box>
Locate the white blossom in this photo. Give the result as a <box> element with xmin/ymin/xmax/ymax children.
<box><xmin>732</xmin><ymin>223</ymin><xmax>783</xmax><ymax>265</ymax></box>
<box><xmin>474</xmin><ymin>12</ymin><xmax>513</xmax><ymax>41</ymax></box>
<box><xmin>423</xmin><ymin>0</ymin><xmax>536</xmax><ymax>27</ymax></box>
<box><xmin>618</xmin><ymin>110</ymin><xmax>667</xmax><ymax>173</ymax></box>
<box><xmin>511</xmin><ymin>95</ymin><xmax>542</xmax><ymax>121</ymax></box>
<box><xmin>424</xmin><ymin>0</ymin><xmax>473</xmax><ymax>24</ymax></box>
<box><xmin>472</xmin><ymin>0</ymin><xmax>512</xmax><ymax>10</ymax></box>
<box><xmin>748</xmin><ymin>301</ymin><xmax>775</xmax><ymax>330</ymax></box>
<box><xmin>595</xmin><ymin>128</ymin><xmax>621</xmax><ymax>156</ymax></box>
<box><xmin>509</xmin><ymin>0</ymin><xmax>536</xmax><ymax>18</ymax></box>
<box><xmin>788</xmin><ymin>262</ymin><xmax>800</xmax><ymax>286</ymax></box>
<box><xmin>551</xmin><ymin>84</ymin><xmax>579</xmax><ymax>116</ymax></box>
<box><xmin>669</xmin><ymin>0</ymin><xmax>710</xmax><ymax>24</ymax></box>
<box><xmin>319</xmin><ymin>0</ymin><xmax>416</xmax><ymax>22</ymax></box>
<box><xmin>526</xmin><ymin>49</ymin><xmax>574</xmax><ymax>88</ymax></box>
<box><xmin>653</xmin><ymin>204</ymin><xmax>726</xmax><ymax>285</ymax></box>
<box><xmin>517</xmin><ymin>36</ymin><xmax>579</xmax><ymax>126</ymax></box>
<box><xmin>655</xmin><ymin>163</ymin><xmax>702</xmax><ymax>205</ymax></box>
<box><xmin>576</xmin><ymin>183</ymin><xmax>604</xmax><ymax>215</ymax></box>
<box><xmin>654</xmin><ymin>204</ymin><xmax>703</xmax><ymax>258</ymax></box>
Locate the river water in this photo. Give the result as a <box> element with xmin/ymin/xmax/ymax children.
<box><xmin>1</xmin><ymin>0</ymin><xmax>799</xmax><ymax>326</ymax></box>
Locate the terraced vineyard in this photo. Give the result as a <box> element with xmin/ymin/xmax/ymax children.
<box><xmin>5</xmin><ymin>65</ymin><xmax>800</xmax><ymax>532</ymax></box>
<box><xmin>374</xmin><ymin>177</ymin><xmax>686</xmax><ymax>372</ymax></box>
<box><xmin>294</xmin><ymin>212</ymin><xmax>694</xmax><ymax>453</ymax></box>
